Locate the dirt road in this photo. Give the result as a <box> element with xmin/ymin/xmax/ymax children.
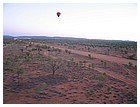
<box><xmin>47</xmin><ymin>45</ymin><xmax>136</xmax><ymax>86</ymax></box>
<box><xmin>51</xmin><ymin>45</ymin><xmax>137</xmax><ymax>66</ymax></box>
<box><xmin>94</xmin><ymin>67</ymin><xmax>136</xmax><ymax>86</ymax></box>
<box><xmin>35</xmin><ymin>42</ymin><xmax>136</xmax><ymax>86</ymax></box>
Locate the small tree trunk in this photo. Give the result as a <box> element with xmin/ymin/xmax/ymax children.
<box><xmin>17</xmin><ymin>73</ymin><xmax>20</xmax><ymax>86</ymax></box>
<box><xmin>52</xmin><ymin>66</ymin><xmax>55</xmax><ymax>75</ymax></box>
<box><xmin>53</xmin><ymin>70</ymin><xmax>55</xmax><ymax>75</ymax></box>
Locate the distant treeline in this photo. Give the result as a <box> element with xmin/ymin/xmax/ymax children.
<box><xmin>3</xmin><ymin>35</ymin><xmax>137</xmax><ymax>49</ymax></box>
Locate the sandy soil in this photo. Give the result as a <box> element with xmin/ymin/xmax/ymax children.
<box><xmin>51</xmin><ymin>45</ymin><xmax>137</xmax><ymax>66</ymax></box>
<box><xmin>44</xmin><ymin>44</ymin><xmax>136</xmax><ymax>86</ymax></box>
<box><xmin>3</xmin><ymin>42</ymin><xmax>137</xmax><ymax>104</ymax></box>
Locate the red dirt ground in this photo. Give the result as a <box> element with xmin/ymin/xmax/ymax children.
<box><xmin>3</xmin><ymin>42</ymin><xmax>137</xmax><ymax>104</ymax></box>
<box><xmin>45</xmin><ymin>44</ymin><xmax>136</xmax><ymax>86</ymax></box>
<box><xmin>42</xmin><ymin>48</ymin><xmax>136</xmax><ymax>86</ymax></box>
<box><xmin>51</xmin><ymin>45</ymin><xmax>137</xmax><ymax>66</ymax></box>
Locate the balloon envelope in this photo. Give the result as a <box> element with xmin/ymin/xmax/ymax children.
<box><xmin>57</xmin><ymin>12</ymin><xmax>61</xmax><ymax>17</ymax></box>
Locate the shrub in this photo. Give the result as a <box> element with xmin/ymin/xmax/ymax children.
<box><xmin>127</xmin><ymin>54</ymin><xmax>135</xmax><ymax>60</ymax></box>
<box><xmin>83</xmin><ymin>60</ymin><xmax>87</xmax><ymax>67</ymax></box>
<box><xmin>101</xmin><ymin>60</ymin><xmax>103</xmax><ymax>66</ymax></box>
<box><xmin>107</xmin><ymin>86</ymin><xmax>111</xmax><ymax>92</ymax></box>
<box><xmin>41</xmin><ymin>45</ymin><xmax>48</xmax><ymax>49</ymax></box>
<box><xmin>124</xmin><ymin>50</ymin><xmax>128</xmax><ymax>54</ymax></box>
<box><xmin>88</xmin><ymin>47</ymin><xmax>90</xmax><ymax>52</ymax></box>
<box><xmin>96</xmin><ymin>73</ymin><xmax>107</xmax><ymax>81</ymax></box>
<box><xmin>70</xmin><ymin>58</ymin><xmax>74</xmax><ymax>62</ymax></box>
<box><xmin>88</xmin><ymin>54</ymin><xmax>92</xmax><ymax>58</ymax></box>
<box><xmin>88</xmin><ymin>64</ymin><xmax>91</xmax><ymax>69</ymax></box>
<box><xmin>103</xmin><ymin>61</ymin><xmax>107</xmax><ymax>68</ymax></box>
<box><xmin>20</xmin><ymin>49</ymin><xmax>24</xmax><ymax>53</ymax></box>
<box><xmin>68</xmin><ymin>51</ymin><xmax>71</xmax><ymax>54</ymax></box>
<box><xmin>67</xmin><ymin>61</ymin><xmax>71</xmax><ymax>67</ymax></box>
<box><xmin>58</xmin><ymin>49</ymin><xmax>62</xmax><ymax>53</ymax></box>
<box><xmin>96</xmin><ymin>83</ymin><xmax>103</xmax><ymax>88</ymax></box>
<box><xmin>128</xmin><ymin>62</ymin><xmax>133</xmax><ymax>67</ymax></box>
<box><xmin>35</xmin><ymin>87</ymin><xmax>42</xmax><ymax>94</ymax></box>
<box><xmin>88</xmin><ymin>87</ymin><xmax>95</xmax><ymax>95</ymax></box>
<box><xmin>12</xmin><ymin>66</ymin><xmax>24</xmax><ymax>86</ymax></box>
<box><xmin>32</xmin><ymin>48</ymin><xmax>37</xmax><ymax>51</ymax></box>
<box><xmin>83</xmin><ymin>60</ymin><xmax>87</xmax><ymax>63</ymax></box>
<box><xmin>79</xmin><ymin>61</ymin><xmax>83</xmax><ymax>68</ymax></box>
<box><xmin>65</xmin><ymin>49</ymin><xmax>68</xmax><ymax>53</ymax></box>
<box><xmin>91</xmin><ymin>63</ymin><xmax>94</xmax><ymax>69</ymax></box>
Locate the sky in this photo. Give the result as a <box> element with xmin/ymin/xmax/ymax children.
<box><xmin>3</xmin><ymin>3</ymin><xmax>137</xmax><ymax>40</ymax></box>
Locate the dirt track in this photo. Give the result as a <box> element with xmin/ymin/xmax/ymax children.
<box><xmin>34</xmin><ymin>42</ymin><xmax>136</xmax><ymax>86</ymax></box>
<box><xmin>48</xmin><ymin>45</ymin><xmax>136</xmax><ymax>86</ymax></box>
<box><xmin>94</xmin><ymin>67</ymin><xmax>136</xmax><ymax>86</ymax></box>
<box><xmin>52</xmin><ymin>46</ymin><xmax>137</xmax><ymax>66</ymax></box>
<box><xmin>34</xmin><ymin>42</ymin><xmax>137</xmax><ymax>66</ymax></box>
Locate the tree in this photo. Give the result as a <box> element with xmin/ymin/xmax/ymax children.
<box><xmin>68</xmin><ymin>50</ymin><xmax>71</xmax><ymax>54</ymax></box>
<box><xmin>12</xmin><ymin>66</ymin><xmax>24</xmax><ymax>86</ymax></box>
<box><xmin>36</xmin><ymin>44</ymin><xmax>42</xmax><ymax>54</ymax></box>
<box><xmin>26</xmin><ymin>51</ymin><xmax>30</xmax><ymax>57</ymax></box>
<box><xmin>127</xmin><ymin>54</ymin><xmax>135</xmax><ymax>60</ymax></box>
<box><xmin>101</xmin><ymin>60</ymin><xmax>103</xmax><ymax>66</ymax></box>
<box><xmin>108</xmin><ymin>49</ymin><xmax>110</xmax><ymax>55</ymax></box>
<box><xmin>128</xmin><ymin>62</ymin><xmax>133</xmax><ymax>67</ymax></box>
<box><xmin>125</xmin><ymin>50</ymin><xmax>128</xmax><ymax>54</ymax></box>
<box><xmin>88</xmin><ymin>64</ymin><xmax>91</xmax><ymax>69</ymax></box>
<box><xmin>20</xmin><ymin>48</ymin><xmax>24</xmax><ymax>53</ymax></box>
<box><xmin>91</xmin><ymin>63</ymin><xmax>94</xmax><ymax>69</ymax></box>
<box><xmin>47</xmin><ymin>57</ymin><xmax>64</xmax><ymax>75</ymax></box>
<box><xmin>79</xmin><ymin>61</ymin><xmax>83</xmax><ymax>68</ymax></box>
<box><xmin>25</xmin><ymin>50</ymin><xmax>31</xmax><ymax>61</ymax></box>
<box><xmin>65</xmin><ymin>49</ymin><xmax>68</xmax><ymax>53</ymax></box>
<box><xmin>88</xmin><ymin>47</ymin><xmax>90</xmax><ymax>52</ymax></box>
<box><xmin>88</xmin><ymin>54</ymin><xmax>92</xmax><ymax>59</ymax></box>
<box><xmin>103</xmin><ymin>61</ymin><xmax>107</xmax><ymax>68</ymax></box>
<box><xmin>70</xmin><ymin>58</ymin><xmax>74</xmax><ymax>62</ymax></box>
<box><xmin>83</xmin><ymin>60</ymin><xmax>87</xmax><ymax>67</ymax></box>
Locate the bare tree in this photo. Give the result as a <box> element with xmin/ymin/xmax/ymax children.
<box><xmin>47</xmin><ymin>57</ymin><xmax>64</xmax><ymax>75</ymax></box>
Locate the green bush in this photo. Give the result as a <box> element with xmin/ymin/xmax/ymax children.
<box><xmin>96</xmin><ymin>73</ymin><xmax>107</xmax><ymax>81</ymax></box>
<box><xmin>128</xmin><ymin>62</ymin><xmax>133</xmax><ymax>66</ymax></box>
<box><xmin>12</xmin><ymin>66</ymin><xmax>24</xmax><ymax>86</ymax></box>
<box><xmin>127</xmin><ymin>54</ymin><xmax>136</xmax><ymax>60</ymax></box>
<box><xmin>88</xmin><ymin>54</ymin><xmax>92</xmax><ymax>58</ymax></box>
<box><xmin>92</xmin><ymin>63</ymin><xmax>94</xmax><ymax>68</ymax></box>
<box><xmin>88</xmin><ymin>87</ymin><xmax>95</xmax><ymax>95</ymax></box>
<box><xmin>107</xmin><ymin>86</ymin><xmax>111</xmax><ymax>92</ymax></box>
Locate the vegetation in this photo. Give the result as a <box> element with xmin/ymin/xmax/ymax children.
<box><xmin>88</xmin><ymin>54</ymin><xmax>92</xmax><ymax>59</ymax></box>
<box><xmin>128</xmin><ymin>62</ymin><xmax>133</xmax><ymax>67</ymax></box>
<box><xmin>103</xmin><ymin>61</ymin><xmax>107</xmax><ymax>68</ymax></box>
<box><xmin>88</xmin><ymin>64</ymin><xmax>91</xmax><ymax>69</ymax></box>
<box><xmin>101</xmin><ymin>60</ymin><xmax>107</xmax><ymax>68</ymax></box>
<box><xmin>107</xmin><ymin>86</ymin><xmax>111</xmax><ymax>92</ymax></box>
<box><xmin>3</xmin><ymin>37</ymin><xmax>137</xmax><ymax>104</ymax></box>
<box><xmin>88</xmin><ymin>87</ymin><xmax>95</xmax><ymax>95</ymax></box>
<box><xmin>127</xmin><ymin>54</ymin><xmax>136</xmax><ymax>60</ymax></box>
<box><xmin>91</xmin><ymin>63</ymin><xmax>94</xmax><ymax>69</ymax></box>
<box><xmin>96</xmin><ymin>73</ymin><xmax>107</xmax><ymax>81</ymax></box>
<box><xmin>12</xmin><ymin>66</ymin><xmax>24</xmax><ymax>86</ymax></box>
<box><xmin>47</xmin><ymin>57</ymin><xmax>64</xmax><ymax>75</ymax></box>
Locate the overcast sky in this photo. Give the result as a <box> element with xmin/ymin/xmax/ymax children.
<box><xmin>3</xmin><ymin>3</ymin><xmax>137</xmax><ymax>40</ymax></box>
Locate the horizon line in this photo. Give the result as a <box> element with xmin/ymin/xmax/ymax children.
<box><xmin>3</xmin><ymin>34</ymin><xmax>137</xmax><ymax>42</ymax></box>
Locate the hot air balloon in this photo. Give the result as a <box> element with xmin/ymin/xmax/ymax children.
<box><xmin>57</xmin><ymin>12</ymin><xmax>61</xmax><ymax>17</ymax></box>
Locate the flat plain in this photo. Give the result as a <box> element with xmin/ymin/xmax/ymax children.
<box><xmin>3</xmin><ymin>37</ymin><xmax>137</xmax><ymax>104</ymax></box>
